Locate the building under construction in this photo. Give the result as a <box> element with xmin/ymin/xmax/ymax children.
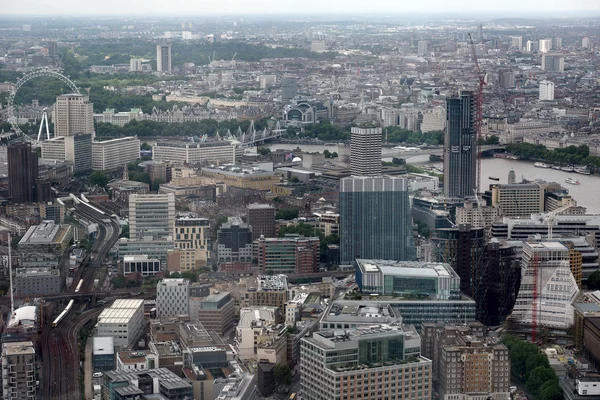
<box><xmin>508</xmin><ymin>241</ymin><xmax>579</xmax><ymax>343</ymax></box>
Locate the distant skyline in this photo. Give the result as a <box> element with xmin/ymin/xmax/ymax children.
<box><xmin>4</xmin><ymin>0</ymin><xmax>600</xmax><ymax>16</ymax></box>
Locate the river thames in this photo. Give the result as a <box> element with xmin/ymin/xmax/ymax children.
<box><xmin>264</xmin><ymin>143</ymin><xmax>600</xmax><ymax>214</ymax></box>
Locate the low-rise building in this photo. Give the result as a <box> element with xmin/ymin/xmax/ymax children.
<box><xmin>92</xmin><ymin>137</ymin><xmax>140</xmax><ymax>171</ymax></box>
<box><xmin>116</xmin><ymin>350</ymin><xmax>158</xmax><ymax>371</ymax></box>
<box><xmin>123</xmin><ymin>255</ymin><xmax>161</xmax><ymax>276</ymax></box>
<box><xmin>97</xmin><ymin>299</ymin><xmax>145</xmax><ymax>348</ymax></box>
<box><xmin>19</xmin><ymin>220</ymin><xmax>73</xmax><ymax>254</ymax></box>
<box><xmin>102</xmin><ymin>368</ymin><xmax>193</xmax><ymax>400</ymax></box>
<box><xmin>236</xmin><ymin>306</ymin><xmax>282</xmax><ymax>360</ymax></box>
<box><xmin>14</xmin><ymin>267</ymin><xmax>62</xmax><ymax>297</ymax></box>
<box><xmin>93</xmin><ymin>337</ymin><xmax>115</xmax><ymax>371</ymax></box>
<box><xmin>201</xmin><ymin>164</ymin><xmax>280</xmax><ymax>192</ymax></box>
<box><xmin>192</xmin><ymin>291</ymin><xmax>236</xmax><ymax>336</ymax></box>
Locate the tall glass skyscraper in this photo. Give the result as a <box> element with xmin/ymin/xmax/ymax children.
<box><xmin>339</xmin><ymin>176</ymin><xmax>415</xmax><ymax>264</ymax></box>
<box><xmin>444</xmin><ymin>90</ymin><xmax>476</xmax><ymax>197</ymax></box>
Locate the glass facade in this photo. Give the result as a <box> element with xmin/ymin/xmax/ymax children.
<box><xmin>339</xmin><ymin>176</ymin><xmax>415</xmax><ymax>264</ymax></box>
<box><xmin>443</xmin><ymin>91</ymin><xmax>476</xmax><ymax>197</ymax></box>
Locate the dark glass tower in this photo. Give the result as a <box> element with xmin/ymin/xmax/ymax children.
<box><xmin>339</xmin><ymin>176</ymin><xmax>415</xmax><ymax>264</ymax></box>
<box><xmin>444</xmin><ymin>91</ymin><xmax>476</xmax><ymax>197</ymax></box>
<box><xmin>8</xmin><ymin>142</ymin><xmax>39</xmax><ymax>203</ymax></box>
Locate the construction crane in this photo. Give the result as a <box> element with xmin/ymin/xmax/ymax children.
<box><xmin>537</xmin><ymin>200</ymin><xmax>576</xmax><ymax>240</ymax></box>
<box><xmin>468</xmin><ymin>33</ymin><xmax>487</xmax><ymax>193</ymax></box>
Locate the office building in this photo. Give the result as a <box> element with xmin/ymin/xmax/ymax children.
<box><xmin>8</xmin><ymin>142</ymin><xmax>39</xmax><ymax>203</ymax></box>
<box><xmin>2</xmin><ymin>341</ymin><xmax>36</xmax><ymax>400</ymax></box>
<box><xmin>129</xmin><ymin>194</ymin><xmax>175</xmax><ymax>240</ymax></box>
<box><xmin>511</xmin><ymin>36</ymin><xmax>523</xmax><ymax>50</ymax></box>
<box><xmin>257</xmin><ymin>235</ymin><xmax>320</xmax><ymax>275</ymax></box>
<box><xmin>97</xmin><ymin>299</ymin><xmax>145</xmax><ymax>348</ymax></box>
<box><xmin>432</xmin><ymin>225</ymin><xmax>485</xmax><ymax>298</ymax></box>
<box><xmin>498</xmin><ymin>70</ymin><xmax>516</xmax><ymax>89</ymax></box>
<box><xmin>258</xmin><ymin>74</ymin><xmax>277</xmax><ymax>89</ymax></box>
<box><xmin>217</xmin><ymin>217</ymin><xmax>254</xmax><ymax>264</ymax></box>
<box><xmin>92</xmin><ymin>137</ymin><xmax>140</xmax><ymax>171</ymax></box>
<box><xmin>174</xmin><ymin>216</ymin><xmax>211</xmax><ymax>271</ymax></box>
<box><xmin>156</xmin><ymin>278</ymin><xmax>190</xmax><ymax>318</ymax></box>
<box><xmin>444</xmin><ymin>90</ymin><xmax>476</xmax><ymax>197</ymax></box>
<box><xmin>123</xmin><ymin>255</ymin><xmax>161</xmax><ymax>276</ymax></box>
<box><xmin>118</xmin><ymin>237</ymin><xmax>174</xmax><ymax>267</ymax></box>
<box><xmin>247</xmin><ymin>203</ymin><xmax>276</xmax><ymax>240</ymax></box>
<box><xmin>14</xmin><ymin>267</ymin><xmax>61</xmax><ymax>297</ymax></box>
<box><xmin>477</xmin><ymin>240</ymin><xmax>522</xmax><ymax>325</ymax></box>
<box><xmin>300</xmin><ymin>324</ymin><xmax>432</xmax><ymax>400</ymax></box>
<box><xmin>455</xmin><ymin>200</ymin><xmax>502</xmax><ymax>232</ymax></box>
<box><xmin>539</xmin><ymin>80</ymin><xmax>555</xmax><ymax>101</ymax></box>
<box><xmin>339</xmin><ymin>176</ymin><xmax>415</xmax><ymax>264</ymax></box>
<box><xmin>539</xmin><ymin>38</ymin><xmax>552</xmax><ymax>53</ymax></box>
<box><xmin>102</xmin><ymin>368</ymin><xmax>193</xmax><ymax>400</ymax></box>
<box><xmin>350</xmin><ymin>126</ymin><xmax>382</xmax><ymax>176</ymax></box>
<box><xmin>52</xmin><ymin>93</ymin><xmax>94</xmax><ymax>137</ymax></box>
<box><xmin>542</xmin><ymin>53</ymin><xmax>565</xmax><ymax>72</ymax></box>
<box><xmin>511</xmin><ymin>242</ymin><xmax>579</xmax><ymax>330</ymax></box>
<box><xmin>583</xmin><ymin>37</ymin><xmax>593</xmax><ymax>51</ymax></box>
<box><xmin>420</xmin><ymin>106</ymin><xmax>446</xmax><ymax>133</ymax></box>
<box><xmin>356</xmin><ymin>259</ymin><xmax>460</xmax><ymax>299</ymax></box>
<box><xmin>152</xmin><ymin>140</ymin><xmax>239</xmax><ymax>165</ymax></box>
<box><xmin>156</xmin><ymin>44</ymin><xmax>172</xmax><ymax>72</ymax></box>
<box><xmin>490</xmin><ymin>183</ymin><xmax>544</xmax><ymax>217</ymax></box>
<box><xmin>281</xmin><ymin>75</ymin><xmax>298</xmax><ymax>102</ymax></box>
<box><xmin>41</xmin><ymin>133</ymin><xmax>93</xmax><ymax>173</ymax></box>
<box><xmin>194</xmin><ymin>291</ymin><xmax>235</xmax><ymax>335</ymax></box>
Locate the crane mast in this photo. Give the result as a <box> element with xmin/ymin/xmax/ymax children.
<box><xmin>468</xmin><ymin>33</ymin><xmax>486</xmax><ymax>194</ymax></box>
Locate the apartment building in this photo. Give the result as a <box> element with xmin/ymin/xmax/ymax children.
<box><xmin>1</xmin><ymin>341</ymin><xmax>36</xmax><ymax>400</ymax></box>
<box><xmin>174</xmin><ymin>216</ymin><xmax>211</xmax><ymax>271</ymax></box>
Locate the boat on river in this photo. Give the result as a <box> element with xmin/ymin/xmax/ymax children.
<box><xmin>534</xmin><ymin>162</ymin><xmax>550</xmax><ymax>168</ymax></box>
<box><xmin>565</xmin><ymin>177</ymin><xmax>580</xmax><ymax>185</ymax></box>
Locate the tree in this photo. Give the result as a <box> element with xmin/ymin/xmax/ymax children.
<box><xmin>90</xmin><ymin>171</ymin><xmax>108</xmax><ymax>188</ymax></box>
<box><xmin>257</xmin><ymin>147</ymin><xmax>271</xmax><ymax>156</ymax></box>
<box><xmin>274</xmin><ymin>364</ymin><xmax>292</xmax><ymax>386</ymax></box>
<box><xmin>141</xmin><ymin>142</ymin><xmax>152</xmax><ymax>150</ymax></box>
<box><xmin>289</xmin><ymin>176</ymin><xmax>300</xmax><ymax>183</ymax></box>
<box><xmin>588</xmin><ymin>270</ymin><xmax>600</xmax><ymax>289</ymax></box>
<box><xmin>151</xmin><ymin>178</ymin><xmax>164</xmax><ymax>192</ymax></box>
<box><xmin>537</xmin><ymin>381</ymin><xmax>564</xmax><ymax>400</ymax></box>
<box><xmin>276</xmin><ymin>208</ymin><xmax>299</xmax><ymax>220</ymax></box>
<box><xmin>120</xmin><ymin>224</ymin><xmax>130</xmax><ymax>239</ymax></box>
<box><xmin>526</xmin><ymin>366</ymin><xmax>558</xmax><ymax>396</ymax></box>
<box><xmin>525</xmin><ymin>353</ymin><xmax>550</xmax><ymax>380</ymax></box>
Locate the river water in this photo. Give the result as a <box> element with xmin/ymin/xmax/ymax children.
<box><xmin>265</xmin><ymin>143</ymin><xmax>600</xmax><ymax>214</ymax></box>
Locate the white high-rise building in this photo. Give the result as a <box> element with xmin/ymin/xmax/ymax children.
<box><xmin>539</xmin><ymin>39</ymin><xmax>552</xmax><ymax>53</ymax></box>
<box><xmin>582</xmin><ymin>37</ymin><xmax>593</xmax><ymax>50</ymax></box>
<box><xmin>129</xmin><ymin>194</ymin><xmax>175</xmax><ymax>240</ymax></box>
<box><xmin>2</xmin><ymin>341</ymin><xmax>36</xmax><ymax>400</ymax></box>
<box><xmin>130</xmin><ymin>58</ymin><xmax>144</xmax><ymax>71</ymax></box>
<box><xmin>156</xmin><ymin>278</ymin><xmax>190</xmax><ymax>317</ymax></box>
<box><xmin>526</xmin><ymin>40</ymin><xmax>538</xmax><ymax>52</ymax></box>
<box><xmin>350</xmin><ymin>127</ymin><xmax>382</xmax><ymax>176</ymax></box>
<box><xmin>52</xmin><ymin>94</ymin><xmax>94</xmax><ymax>138</ymax></box>
<box><xmin>511</xmin><ymin>242</ymin><xmax>578</xmax><ymax>329</ymax></box>
<box><xmin>420</xmin><ymin>106</ymin><xmax>446</xmax><ymax>133</ymax></box>
<box><xmin>92</xmin><ymin>137</ymin><xmax>140</xmax><ymax>171</ymax></box>
<box><xmin>156</xmin><ymin>44</ymin><xmax>172</xmax><ymax>72</ymax></box>
<box><xmin>417</xmin><ymin>40</ymin><xmax>429</xmax><ymax>56</ymax></box>
<box><xmin>539</xmin><ymin>80</ymin><xmax>555</xmax><ymax>101</ymax></box>
<box><xmin>381</xmin><ymin>108</ymin><xmax>399</xmax><ymax>127</ymax></box>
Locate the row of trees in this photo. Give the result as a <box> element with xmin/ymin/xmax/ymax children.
<box><xmin>506</xmin><ymin>142</ymin><xmax>600</xmax><ymax>168</ymax></box>
<box><xmin>284</xmin><ymin>123</ymin><xmax>445</xmax><ymax>145</ymax></box>
<box><xmin>96</xmin><ymin>118</ymin><xmax>270</xmax><ymax>139</ymax></box>
<box><xmin>501</xmin><ymin>335</ymin><xmax>563</xmax><ymax>400</ymax></box>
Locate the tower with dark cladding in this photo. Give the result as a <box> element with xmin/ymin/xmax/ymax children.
<box><xmin>339</xmin><ymin>176</ymin><xmax>415</xmax><ymax>265</ymax></box>
<box><xmin>8</xmin><ymin>142</ymin><xmax>38</xmax><ymax>203</ymax></box>
<box><xmin>444</xmin><ymin>91</ymin><xmax>476</xmax><ymax>198</ymax></box>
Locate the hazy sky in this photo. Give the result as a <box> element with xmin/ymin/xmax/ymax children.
<box><xmin>4</xmin><ymin>0</ymin><xmax>600</xmax><ymax>16</ymax></box>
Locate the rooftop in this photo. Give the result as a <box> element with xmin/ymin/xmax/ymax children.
<box><xmin>356</xmin><ymin>259</ymin><xmax>458</xmax><ymax>279</ymax></box>
<box><xmin>257</xmin><ymin>274</ymin><xmax>288</xmax><ymax>291</ymax></box>
<box><xmin>111</xmin><ymin>299</ymin><xmax>144</xmax><ymax>309</ymax></box>
<box><xmin>93</xmin><ymin>337</ymin><xmax>115</xmax><ymax>355</ymax></box>
<box><xmin>247</xmin><ymin>203</ymin><xmax>275</xmax><ymax>210</ymax></box>
<box><xmin>19</xmin><ymin>220</ymin><xmax>67</xmax><ymax>245</ymax></box>
<box><xmin>2</xmin><ymin>341</ymin><xmax>35</xmax><ymax>356</ymax></box>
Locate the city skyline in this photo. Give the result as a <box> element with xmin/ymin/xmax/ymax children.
<box><xmin>4</xmin><ymin>0</ymin><xmax>600</xmax><ymax>16</ymax></box>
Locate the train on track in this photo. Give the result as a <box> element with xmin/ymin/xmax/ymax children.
<box><xmin>52</xmin><ymin>299</ymin><xmax>74</xmax><ymax>327</ymax></box>
<box><xmin>74</xmin><ymin>279</ymin><xmax>84</xmax><ymax>293</ymax></box>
